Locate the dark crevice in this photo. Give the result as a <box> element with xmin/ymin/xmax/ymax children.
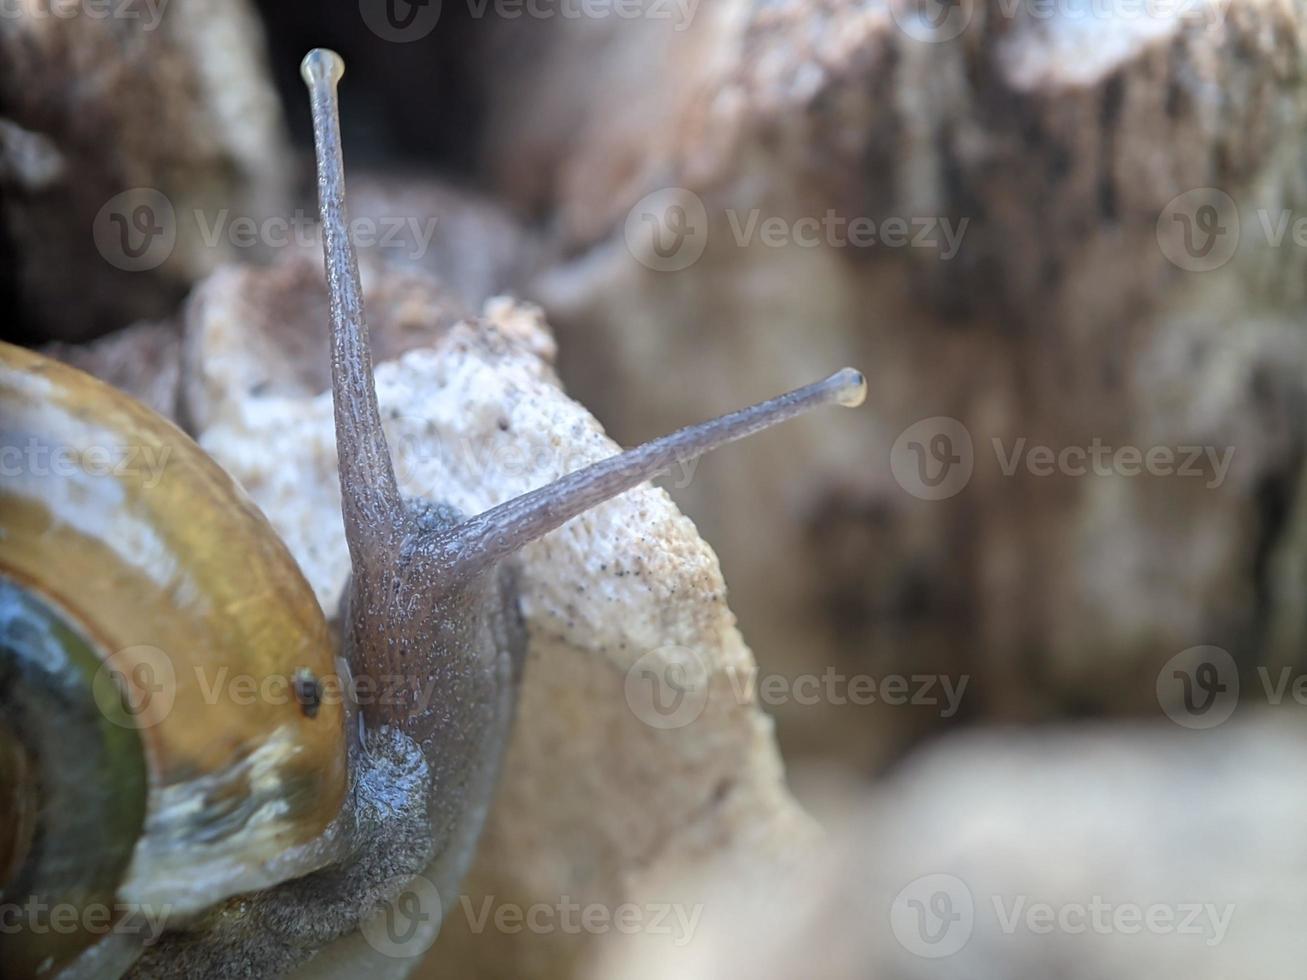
<box><xmin>252</xmin><ymin>2</ymin><xmax>490</xmax><ymax>181</ymax></box>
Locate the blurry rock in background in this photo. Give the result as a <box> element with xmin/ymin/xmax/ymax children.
<box><xmin>466</xmin><ymin>0</ymin><xmax>1307</xmax><ymax>772</ymax></box>
<box><xmin>0</xmin><ymin>0</ymin><xmax>292</xmax><ymax>341</ymax></box>
<box><xmin>589</xmin><ymin>715</ymin><xmax>1307</xmax><ymax>980</ymax></box>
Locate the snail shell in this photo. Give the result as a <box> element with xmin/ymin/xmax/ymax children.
<box><xmin>0</xmin><ymin>342</ymin><xmax>348</xmax><ymax>977</ymax></box>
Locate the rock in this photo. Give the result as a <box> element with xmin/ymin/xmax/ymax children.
<box><xmin>340</xmin><ymin>173</ymin><xmax>539</xmax><ymax>314</ymax></box>
<box><xmin>179</xmin><ymin>258</ymin><xmax>815</xmax><ymax>978</ymax></box>
<box><xmin>589</xmin><ymin>714</ymin><xmax>1307</xmax><ymax>980</ymax></box>
<box><xmin>43</xmin><ymin>320</ymin><xmax>183</xmax><ymax>420</ymax></box>
<box><xmin>458</xmin><ymin>0</ymin><xmax>1307</xmax><ymax>769</ymax></box>
<box><xmin>0</xmin><ymin>0</ymin><xmax>292</xmax><ymax>341</ymax></box>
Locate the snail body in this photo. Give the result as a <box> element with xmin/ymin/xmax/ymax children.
<box><xmin>0</xmin><ymin>48</ymin><xmax>865</xmax><ymax>980</ymax></box>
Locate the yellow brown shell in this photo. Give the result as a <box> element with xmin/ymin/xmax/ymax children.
<box><xmin>0</xmin><ymin>342</ymin><xmax>347</xmax><ymax>975</ymax></box>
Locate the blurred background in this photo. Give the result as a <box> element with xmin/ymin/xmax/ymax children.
<box><xmin>4</xmin><ymin>0</ymin><xmax>1307</xmax><ymax>977</ymax></box>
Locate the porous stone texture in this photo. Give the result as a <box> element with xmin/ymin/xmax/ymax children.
<box><xmin>0</xmin><ymin>0</ymin><xmax>292</xmax><ymax>342</ymax></box>
<box><xmin>178</xmin><ymin>258</ymin><xmax>815</xmax><ymax>979</ymax></box>
<box><xmin>467</xmin><ymin>0</ymin><xmax>1307</xmax><ymax>770</ymax></box>
<box><xmin>588</xmin><ymin>714</ymin><xmax>1307</xmax><ymax>980</ymax></box>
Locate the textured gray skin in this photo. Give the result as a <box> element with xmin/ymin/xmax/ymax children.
<box><xmin>127</xmin><ymin>503</ymin><xmax>526</xmax><ymax>980</ymax></box>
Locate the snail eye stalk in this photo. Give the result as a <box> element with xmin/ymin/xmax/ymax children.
<box><xmin>437</xmin><ymin>368</ymin><xmax>869</xmax><ymax>578</ymax></box>
<box><xmin>302</xmin><ymin>48</ymin><xmax>405</xmax><ymax>560</ymax></box>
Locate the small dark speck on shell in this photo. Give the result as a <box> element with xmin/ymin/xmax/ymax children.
<box><xmin>293</xmin><ymin>668</ymin><xmax>324</xmax><ymax>719</ymax></box>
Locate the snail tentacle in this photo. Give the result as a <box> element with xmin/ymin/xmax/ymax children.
<box><xmin>303</xmin><ymin>48</ymin><xmax>405</xmax><ymax>553</ymax></box>
<box><xmin>434</xmin><ymin>367</ymin><xmax>869</xmax><ymax>579</ymax></box>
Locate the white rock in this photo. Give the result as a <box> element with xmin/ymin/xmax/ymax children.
<box><xmin>181</xmin><ymin>259</ymin><xmax>815</xmax><ymax>978</ymax></box>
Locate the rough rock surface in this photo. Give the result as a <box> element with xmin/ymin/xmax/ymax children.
<box><xmin>465</xmin><ymin>0</ymin><xmax>1307</xmax><ymax>769</ymax></box>
<box><xmin>589</xmin><ymin>714</ymin><xmax>1307</xmax><ymax>980</ymax></box>
<box><xmin>0</xmin><ymin>0</ymin><xmax>292</xmax><ymax>341</ymax></box>
<box><xmin>178</xmin><ymin>258</ymin><xmax>815</xmax><ymax>978</ymax></box>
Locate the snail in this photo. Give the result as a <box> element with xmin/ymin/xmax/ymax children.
<box><xmin>0</xmin><ymin>47</ymin><xmax>866</xmax><ymax>980</ymax></box>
